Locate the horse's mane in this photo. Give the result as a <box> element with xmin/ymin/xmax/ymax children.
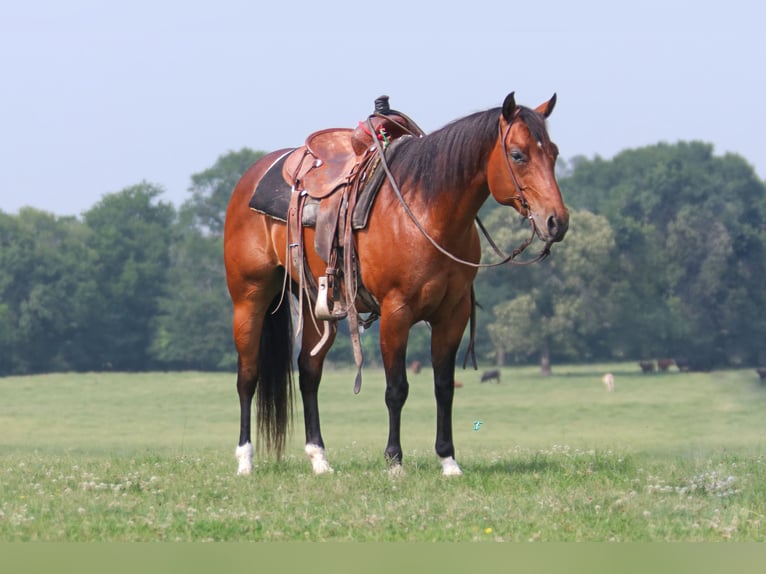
<box><xmin>390</xmin><ymin>105</ymin><xmax>551</xmax><ymax>197</ymax></box>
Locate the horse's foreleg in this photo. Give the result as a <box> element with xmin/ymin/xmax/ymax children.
<box><xmin>432</xmin><ymin>352</ymin><xmax>461</xmax><ymax>476</ymax></box>
<box><xmin>379</xmin><ymin>304</ymin><xmax>412</xmax><ymax>472</ymax></box>
<box><xmin>298</xmin><ymin>308</ymin><xmax>337</xmax><ymax>474</ymax></box>
<box><xmin>430</xmin><ymin>299</ymin><xmax>472</xmax><ymax>476</ymax></box>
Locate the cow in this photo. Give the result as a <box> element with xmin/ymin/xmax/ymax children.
<box><xmin>639</xmin><ymin>360</ymin><xmax>656</xmax><ymax>373</ymax></box>
<box><xmin>480</xmin><ymin>369</ymin><xmax>501</xmax><ymax>383</ymax></box>
<box><xmin>657</xmin><ymin>358</ymin><xmax>675</xmax><ymax>372</ymax></box>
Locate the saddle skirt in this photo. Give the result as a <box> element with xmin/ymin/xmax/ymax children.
<box><xmin>282</xmin><ymin>128</ymin><xmax>358</xmax><ymax>199</ymax></box>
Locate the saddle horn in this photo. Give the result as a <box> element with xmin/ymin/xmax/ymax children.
<box><xmin>375</xmin><ymin>95</ymin><xmax>391</xmax><ymax>115</ymax></box>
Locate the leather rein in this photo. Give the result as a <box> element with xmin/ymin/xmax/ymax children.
<box><xmin>368</xmin><ymin>112</ymin><xmax>552</xmax><ymax>269</ymax></box>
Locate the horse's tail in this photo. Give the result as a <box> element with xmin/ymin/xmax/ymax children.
<box><xmin>256</xmin><ymin>296</ymin><xmax>294</xmax><ymax>459</ymax></box>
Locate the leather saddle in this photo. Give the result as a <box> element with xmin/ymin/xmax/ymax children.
<box><xmin>282</xmin><ymin>118</ymin><xmax>405</xmax><ymax>319</ymax></box>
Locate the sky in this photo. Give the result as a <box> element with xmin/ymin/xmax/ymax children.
<box><xmin>1</xmin><ymin>0</ymin><xmax>764</xmax><ymax>216</ymax></box>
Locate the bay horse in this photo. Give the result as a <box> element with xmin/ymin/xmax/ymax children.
<box><xmin>224</xmin><ymin>92</ymin><xmax>569</xmax><ymax>476</ymax></box>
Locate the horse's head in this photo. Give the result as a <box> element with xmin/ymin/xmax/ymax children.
<box><xmin>487</xmin><ymin>92</ymin><xmax>569</xmax><ymax>245</ymax></box>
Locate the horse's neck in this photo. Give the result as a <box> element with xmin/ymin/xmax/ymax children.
<box><xmin>432</xmin><ymin>179</ymin><xmax>490</xmax><ymax>234</ymax></box>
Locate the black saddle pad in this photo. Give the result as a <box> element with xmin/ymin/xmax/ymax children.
<box><xmin>249</xmin><ymin>150</ymin><xmax>294</xmax><ymax>222</ymax></box>
<box><xmin>248</xmin><ymin>139</ymin><xmax>406</xmax><ymax>229</ymax></box>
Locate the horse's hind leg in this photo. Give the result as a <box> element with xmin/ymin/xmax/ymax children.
<box><xmin>232</xmin><ymin>283</ymin><xmax>289</xmax><ymax>475</ymax></box>
<box><xmin>233</xmin><ymin>298</ymin><xmax>266</xmax><ymax>475</ymax></box>
<box><xmin>298</xmin><ymin>305</ymin><xmax>337</xmax><ymax>474</ymax></box>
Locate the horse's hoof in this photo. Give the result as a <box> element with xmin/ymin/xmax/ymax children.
<box><xmin>440</xmin><ymin>456</ymin><xmax>463</xmax><ymax>476</ymax></box>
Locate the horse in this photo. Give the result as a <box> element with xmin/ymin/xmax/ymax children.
<box><xmin>223</xmin><ymin>92</ymin><xmax>569</xmax><ymax>476</ymax></box>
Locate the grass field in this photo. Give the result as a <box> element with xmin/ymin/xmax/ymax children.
<box><xmin>1</xmin><ymin>364</ymin><xmax>765</xmax><ymax>541</ymax></box>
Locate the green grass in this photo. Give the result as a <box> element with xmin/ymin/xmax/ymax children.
<box><xmin>1</xmin><ymin>365</ymin><xmax>765</xmax><ymax>541</ymax></box>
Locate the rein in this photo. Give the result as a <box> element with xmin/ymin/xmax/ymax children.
<box><xmin>367</xmin><ymin>114</ymin><xmax>551</xmax><ymax>269</ymax></box>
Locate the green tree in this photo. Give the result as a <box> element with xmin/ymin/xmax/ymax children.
<box><xmin>82</xmin><ymin>183</ymin><xmax>175</xmax><ymax>370</ymax></box>
<box><xmin>484</xmin><ymin>209</ymin><xmax>616</xmax><ymax>373</ymax></box>
<box><xmin>0</xmin><ymin>209</ymin><xmax>95</xmax><ymax>374</ymax></box>
<box><xmin>562</xmin><ymin>142</ymin><xmax>766</xmax><ymax>367</ymax></box>
<box><xmin>150</xmin><ymin>230</ymin><xmax>234</xmax><ymax>370</ymax></box>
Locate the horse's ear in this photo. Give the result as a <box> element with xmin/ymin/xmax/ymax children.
<box><xmin>502</xmin><ymin>92</ymin><xmax>516</xmax><ymax>122</ymax></box>
<box><xmin>535</xmin><ymin>93</ymin><xmax>557</xmax><ymax>118</ymax></box>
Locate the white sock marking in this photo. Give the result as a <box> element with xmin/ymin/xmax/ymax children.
<box><xmin>235</xmin><ymin>442</ymin><xmax>253</xmax><ymax>476</ymax></box>
<box><xmin>305</xmin><ymin>444</ymin><xmax>333</xmax><ymax>474</ymax></box>
<box><xmin>440</xmin><ymin>456</ymin><xmax>463</xmax><ymax>476</ymax></box>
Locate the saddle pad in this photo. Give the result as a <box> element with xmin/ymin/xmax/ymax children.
<box><xmin>249</xmin><ymin>150</ymin><xmax>294</xmax><ymax>222</ymax></box>
<box><xmin>249</xmin><ymin>140</ymin><xmax>404</xmax><ymax>230</ymax></box>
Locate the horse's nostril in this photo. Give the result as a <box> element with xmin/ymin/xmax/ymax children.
<box><xmin>546</xmin><ymin>215</ymin><xmax>558</xmax><ymax>234</ymax></box>
<box><xmin>545</xmin><ymin>213</ymin><xmax>569</xmax><ymax>241</ymax></box>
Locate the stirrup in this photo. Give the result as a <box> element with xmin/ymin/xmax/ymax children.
<box><xmin>315</xmin><ymin>276</ymin><xmax>332</xmax><ymax>320</ymax></box>
<box><xmin>315</xmin><ymin>276</ymin><xmax>347</xmax><ymax>321</ymax></box>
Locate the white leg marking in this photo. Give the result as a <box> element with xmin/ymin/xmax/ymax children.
<box><xmin>235</xmin><ymin>442</ymin><xmax>253</xmax><ymax>476</ymax></box>
<box><xmin>305</xmin><ymin>444</ymin><xmax>333</xmax><ymax>474</ymax></box>
<box><xmin>440</xmin><ymin>456</ymin><xmax>463</xmax><ymax>476</ymax></box>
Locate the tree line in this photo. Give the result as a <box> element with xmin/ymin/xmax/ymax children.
<box><xmin>1</xmin><ymin>141</ymin><xmax>764</xmax><ymax>376</ymax></box>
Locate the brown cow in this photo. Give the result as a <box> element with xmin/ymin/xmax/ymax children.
<box><xmin>657</xmin><ymin>358</ymin><xmax>675</xmax><ymax>372</ymax></box>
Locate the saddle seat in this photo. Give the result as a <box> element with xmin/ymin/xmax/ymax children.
<box><xmin>283</xmin><ymin>128</ymin><xmax>360</xmax><ymax>199</ymax></box>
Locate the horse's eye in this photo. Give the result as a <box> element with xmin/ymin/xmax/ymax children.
<box><xmin>510</xmin><ymin>149</ymin><xmax>525</xmax><ymax>163</ymax></box>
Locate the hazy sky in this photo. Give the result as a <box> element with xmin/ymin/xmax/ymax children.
<box><xmin>1</xmin><ymin>0</ymin><xmax>763</xmax><ymax>216</ymax></box>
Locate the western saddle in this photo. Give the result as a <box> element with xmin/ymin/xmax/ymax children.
<box><xmin>281</xmin><ymin>96</ymin><xmax>424</xmax><ymax>391</ymax></box>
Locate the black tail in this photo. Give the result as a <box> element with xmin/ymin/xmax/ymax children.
<box><xmin>256</xmin><ymin>296</ymin><xmax>294</xmax><ymax>459</ymax></box>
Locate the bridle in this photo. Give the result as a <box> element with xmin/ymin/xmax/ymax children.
<box><xmin>369</xmin><ymin>111</ymin><xmax>552</xmax><ymax>269</ymax></box>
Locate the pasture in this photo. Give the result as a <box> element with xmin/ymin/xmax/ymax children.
<box><xmin>1</xmin><ymin>364</ymin><xmax>765</xmax><ymax>542</ymax></box>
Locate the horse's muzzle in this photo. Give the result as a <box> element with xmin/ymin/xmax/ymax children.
<box><xmin>535</xmin><ymin>210</ymin><xmax>568</xmax><ymax>243</ymax></box>
<box><xmin>546</xmin><ymin>212</ymin><xmax>569</xmax><ymax>243</ymax></box>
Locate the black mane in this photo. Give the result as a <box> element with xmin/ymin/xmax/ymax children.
<box><xmin>389</xmin><ymin>108</ymin><xmax>499</xmax><ymax>197</ymax></box>
<box><xmin>389</xmin><ymin>105</ymin><xmax>552</xmax><ymax>197</ymax></box>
